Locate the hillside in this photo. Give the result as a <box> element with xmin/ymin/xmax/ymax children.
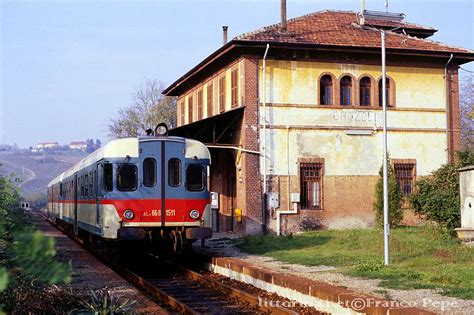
<box><xmin>0</xmin><ymin>150</ymin><xmax>87</xmax><ymax>198</ymax></box>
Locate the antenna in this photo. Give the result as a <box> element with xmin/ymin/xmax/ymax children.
<box><xmin>385</xmin><ymin>0</ymin><xmax>389</xmax><ymax>13</ymax></box>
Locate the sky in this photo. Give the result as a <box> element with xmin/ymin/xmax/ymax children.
<box><xmin>1</xmin><ymin>0</ymin><xmax>473</xmax><ymax>148</ymax></box>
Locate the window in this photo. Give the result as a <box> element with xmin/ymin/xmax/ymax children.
<box><xmin>300</xmin><ymin>162</ymin><xmax>323</xmax><ymax>209</ymax></box>
<box><xmin>207</xmin><ymin>83</ymin><xmax>213</xmax><ymax>117</ymax></box>
<box><xmin>340</xmin><ymin>76</ymin><xmax>352</xmax><ymax>106</ymax></box>
<box><xmin>378</xmin><ymin>78</ymin><xmax>391</xmax><ymax>107</ymax></box>
<box><xmin>80</xmin><ymin>176</ymin><xmax>84</xmax><ymax>197</ymax></box>
<box><xmin>143</xmin><ymin>158</ymin><xmax>157</xmax><ymax>187</ymax></box>
<box><xmin>231</xmin><ymin>69</ymin><xmax>238</xmax><ymax>108</ymax></box>
<box><xmin>188</xmin><ymin>95</ymin><xmax>193</xmax><ymax>123</ymax></box>
<box><xmin>219</xmin><ymin>76</ymin><xmax>226</xmax><ymax>113</ymax></box>
<box><xmin>117</xmin><ymin>164</ymin><xmax>137</xmax><ymax>191</ymax></box>
<box><xmin>186</xmin><ymin>164</ymin><xmax>204</xmax><ymax>191</ymax></box>
<box><xmin>319</xmin><ymin>75</ymin><xmax>333</xmax><ymax>105</ymax></box>
<box><xmin>168</xmin><ymin>158</ymin><xmax>181</xmax><ymax>187</ymax></box>
<box><xmin>60</xmin><ymin>183</ymin><xmax>63</xmax><ymax>197</ymax></box>
<box><xmin>394</xmin><ymin>162</ymin><xmax>415</xmax><ymax>196</ymax></box>
<box><xmin>180</xmin><ymin>101</ymin><xmax>185</xmax><ymax>125</ymax></box>
<box><xmin>359</xmin><ymin>77</ymin><xmax>371</xmax><ymax>106</ymax></box>
<box><xmin>197</xmin><ymin>89</ymin><xmax>203</xmax><ymax>120</ymax></box>
<box><xmin>104</xmin><ymin>163</ymin><xmax>113</xmax><ymax>191</ymax></box>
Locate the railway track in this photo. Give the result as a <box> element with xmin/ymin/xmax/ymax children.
<box><xmin>32</xmin><ymin>209</ymin><xmax>304</xmax><ymax>314</ymax></box>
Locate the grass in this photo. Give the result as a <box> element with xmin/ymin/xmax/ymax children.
<box><xmin>236</xmin><ymin>226</ymin><xmax>474</xmax><ymax>299</ymax></box>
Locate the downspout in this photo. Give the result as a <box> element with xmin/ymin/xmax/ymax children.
<box><xmin>262</xmin><ymin>43</ymin><xmax>270</xmax><ymax>234</ymax></box>
<box><xmin>277</xmin><ymin>125</ymin><xmax>297</xmax><ymax>235</ymax></box>
<box><xmin>445</xmin><ymin>53</ymin><xmax>454</xmax><ymax>163</ymax></box>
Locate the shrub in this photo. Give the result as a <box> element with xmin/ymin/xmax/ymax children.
<box><xmin>374</xmin><ymin>156</ymin><xmax>403</xmax><ymax>228</ymax></box>
<box><xmin>409</xmin><ymin>149</ymin><xmax>474</xmax><ymax>235</ymax></box>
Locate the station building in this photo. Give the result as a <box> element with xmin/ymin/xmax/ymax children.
<box><xmin>164</xmin><ymin>10</ymin><xmax>474</xmax><ymax>235</ymax></box>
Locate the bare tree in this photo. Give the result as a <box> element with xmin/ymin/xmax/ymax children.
<box><xmin>460</xmin><ymin>74</ymin><xmax>474</xmax><ymax>149</ymax></box>
<box><xmin>108</xmin><ymin>80</ymin><xmax>177</xmax><ymax>139</ymax></box>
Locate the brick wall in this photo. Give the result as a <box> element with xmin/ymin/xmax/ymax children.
<box><xmin>266</xmin><ymin>174</ymin><xmax>424</xmax><ymax>235</ymax></box>
<box><xmin>238</xmin><ymin>57</ymin><xmax>263</xmax><ymax>235</ymax></box>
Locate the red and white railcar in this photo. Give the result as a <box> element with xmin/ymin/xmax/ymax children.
<box><xmin>47</xmin><ymin>132</ymin><xmax>212</xmax><ymax>250</ymax></box>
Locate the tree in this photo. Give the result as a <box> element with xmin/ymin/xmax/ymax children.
<box><xmin>374</xmin><ymin>155</ymin><xmax>404</xmax><ymax>228</ymax></box>
<box><xmin>409</xmin><ymin>149</ymin><xmax>474</xmax><ymax>235</ymax></box>
<box><xmin>460</xmin><ymin>74</ymin><xmax>474</xmax><ymax>149</ymax></box>
<box><xmin>108</xmin><ymin>80</ymin><xmax>177</xmax><ymax>139</ymax></box>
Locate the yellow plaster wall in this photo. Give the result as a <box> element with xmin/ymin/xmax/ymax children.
<box><xmin>258</xmin><ymin>59</ymin><xmax>448</xmax><ymax>178</ymax></box>
<box><xmin>263</xmin><ymin>129</ymin><xmax>447</xmax><ymax>177</ymax></box>
<box><xmin>260</xmin><ymin>60</ymin><xmax>446</xmax><ymax>109</ymax></box>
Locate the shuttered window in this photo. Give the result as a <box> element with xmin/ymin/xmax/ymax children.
<box><xmin>197</xmin><ymin>89</ymin><xmax>203</xmax><ymax>120</ymax></box>
<box><xmin>231</xmin><ymin>69</ymin><xmax>238</xmax><ymax>108</ymax></box>
<box><xmin>188</xmin><ymin>95</ymin><xmax>193</xmax><ymax>123</ymax></box>
<box><xmin>207</xmin><ymin>83</ymin><xmax>213</xmax><ymax>117</ymax></box>
<box><xmin>219</xmin><ymin>76</ymin><xmax>225</xmax><ymax>113</ymax></box>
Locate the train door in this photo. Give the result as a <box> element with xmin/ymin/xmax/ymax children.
<box><xmin>96</xmin><ymin>164</ymin><xmax>101</xmax><ymax>226</ymax></box>
<box><xmin>139</xmin><ymin>140</ymin><xmax>162</xmax><ymax>223</ymax></box>
<box><xmin>73</xmin><ymin>173</ymin><xmax>78</xmax><ymax>235</ymax></box>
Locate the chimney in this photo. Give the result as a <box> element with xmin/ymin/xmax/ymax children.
<box><xmin>281</xmin><ymin>0</ymin><xmax>287</xmax><ymax>32</ymax></box>
<box><xmin>222</xmin><ymin>26</ymin><xmax>228</xmax><ymax>45</ymax></box>
<box><xmin>359</xmin><ymin>0</ymin><xmax>366</xmax><ymax>25</ymax></box>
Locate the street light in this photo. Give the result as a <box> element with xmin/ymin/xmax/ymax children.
<box><xmin>381</xmin><ymin>30</ymin><xmax>390</xmax><ymax>266</ymax></box>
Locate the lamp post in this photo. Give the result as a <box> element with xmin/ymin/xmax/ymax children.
<box><xmin>381</xmin><ymin>30</ymin><xmax>390</xmax><ymax>266</ymax></box>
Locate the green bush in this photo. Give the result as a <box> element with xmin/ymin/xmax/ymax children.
<box><xmin>374</xmin><ymin>156</ymin><xmax>403</xmax><ymax>228</ymax></box>
<box><xmin>0</xmin><ymin>163</ymin><xmax>71</xmax><ymax>312</ymax></box>
<box><xmin>409</xmin><ymin>149</ymin><xmax>474</xmax><ymax>234</ymax></box>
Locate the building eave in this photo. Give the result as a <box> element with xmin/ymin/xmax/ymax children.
<box><xmin>163</xmin><ymin>40</ymin><xmax>474</xmax><ymax>97</ymax></box>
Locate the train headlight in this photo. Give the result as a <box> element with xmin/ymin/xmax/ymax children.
<box><xmin>123</xmin><ymin>209</ymin><xmax>134</xmax><ymax>220</ymax></box>
<box><xmin>154</xmin><ymin>123</ymin><xmax>169</xmax><ymax>136</ymax></box>
<box><xmin>189</xmin><ymin>209</ymin><xmax>200</xmax><ymax>220</ymax></box>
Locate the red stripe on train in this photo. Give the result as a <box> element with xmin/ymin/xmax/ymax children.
<box><xmin>51</xmin><ymin>198</ymin><xmax>209</xmax><ymax>223</ymax></box>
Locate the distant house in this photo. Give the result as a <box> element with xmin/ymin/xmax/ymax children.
<box><xmin>35</xmin><ymin>142</ymin><xmax>59</xmax><ymax>150</ymax></box>
<box><xmin>69</xmin><ymin>141</ymin><xmax>87</xmax><ymax>151</ymax></box>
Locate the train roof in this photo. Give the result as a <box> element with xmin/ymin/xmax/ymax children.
<box><xmin>48</xmin><ymin>137</ymin><xmax>210</xmax><ymax>187</ymax></box>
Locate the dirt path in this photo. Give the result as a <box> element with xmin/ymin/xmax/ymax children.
<box><xmin>0</xmin><ymin>159</ymin><xmax>36</xmax><ymax>186</ymax></box>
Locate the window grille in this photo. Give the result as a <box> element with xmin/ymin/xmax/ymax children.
<box><xmin>300</xmin><ymin>162</ymin><xmax>323</xmax><ymax>209</ymax></box>
<box><xmin>394</xmin><ymin>163</ymin><xmax>415</xmax><ymax>196</ymax></box>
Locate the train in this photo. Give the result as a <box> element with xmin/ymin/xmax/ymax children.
<box><xmin>47</xmin><ymin>124</ymin><xmax>212</xmax><ymax>253</ymax></box>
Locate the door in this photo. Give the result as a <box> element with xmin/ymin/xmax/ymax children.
<box><xmin>73</xmin><ymin>173</ymin><xmax>78</xmax><ymax>235</ymax></box>
<box><xmin>139</xmin><ymin>140</ymin><xmax>162</xmax><ymax>224</ymax></box>
<box><xmin>96</xmin><ymin>165</ymin><xmax>102</xmax><ymax>226</ymax></box>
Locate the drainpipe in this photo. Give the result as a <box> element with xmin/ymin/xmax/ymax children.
<box><xmin>276</xmin><ymin>125</ymin><xmax>298</xmax><ymax>235</ymax></box>
<box><xmin>262</xmin><ymin>43</ymin><xmax>270</xmax><ymax>234</ymax></box>
<box><xmin>445</xmin><ymin>53</ymin><xmax>454</xmax><ymax>163</ymax></box>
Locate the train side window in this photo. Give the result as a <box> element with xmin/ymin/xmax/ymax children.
<box><xmin>186</xmin><ymin>164</ymin><xmax>204</xmax><ymax>191</ymax></box>
<box><xmin>143</xmin><ymin>158</ymin><xmax>157</xmax><ymax>187</ymax></box>
<box><xmin>168</xmin><ymin>158</ymin><xmax>181</xmax><ymax>187</ymax></box>
<box><xmin>117</xmin><ymin>164</ymin><xmax>137</xmax><ymax>191</ymax></box>
<box><xmin>104</xmin><ymin>163</ymin><xmax>113</xmax><ymax>191</ymax></box>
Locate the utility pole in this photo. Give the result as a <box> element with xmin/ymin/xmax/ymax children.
<box><xmin>381</xmin><ymin>30</ymin><xmax>390</xmax><ymax>265</ymax></box>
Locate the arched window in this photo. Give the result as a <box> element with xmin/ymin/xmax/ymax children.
<box><xmin>319</xmin><ymin>75</ymin><xmax>333</xmax><ymax>105</ymax></box>
<box><xmin>340</xmin><ymin>76</ymin><xmax>352</xmax><ymax>106</ymax></box>
<box><xmin>359</xmin><ymin>77</ymin><xmax>371</xmax><ymax>106</ymax></box>
<box><xmin>379</xmin><ymin>78</ymin><xmax>391</xmax><ymax>107</ymax></box>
